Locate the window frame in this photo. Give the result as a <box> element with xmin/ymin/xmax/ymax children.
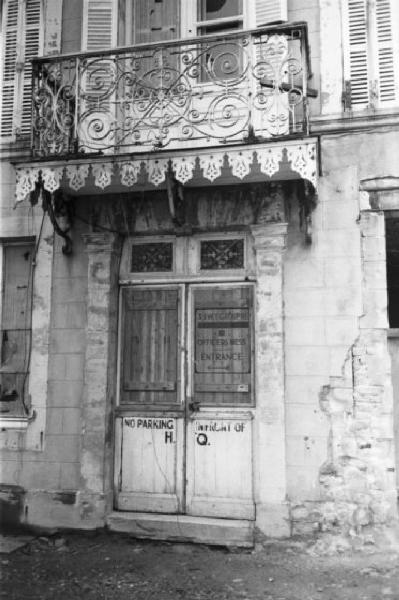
<box><xmin>0</xmin><ymin>238</ymin><xmax>35</xmax><ymax>428</ymax></box>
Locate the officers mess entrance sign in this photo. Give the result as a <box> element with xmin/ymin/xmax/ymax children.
<box><xmin>193</xmin><ymin>286</ymin><xmax>253</xmax><ymax>405</ymax></box>
<box><xmin>195</xmin><ymin>308</ymin><xmax>250</xmax><ymax>373</ymax></box>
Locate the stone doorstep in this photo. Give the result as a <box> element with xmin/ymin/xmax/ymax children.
<box><xmin>106</xmin><ymin>512</ymin><xmax>254</xmax><ymax>548</ymax></box>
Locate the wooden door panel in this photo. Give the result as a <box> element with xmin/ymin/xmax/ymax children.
<box><xmin>186</xmin><ymin>413</ymin><xmax>254</xmax><ymax>519</ymax></box>
<box><xmin>116</xmin><ymin>415</ymin><xmax>184</xmax><ymax>513</ymax></box>
<box><xmin>120</xmin><ymin>288</ymin><xmax>180</xmax><ymax>407</ymax></box>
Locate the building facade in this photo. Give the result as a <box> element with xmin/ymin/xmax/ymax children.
<box><xmin>0</xmin><ymin>0</ymin><xmax>398</xmax><ymax>546</ymax></box>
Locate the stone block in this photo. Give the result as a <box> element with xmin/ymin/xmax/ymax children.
<box><xmin>286</xmin><ymin>465</ymin><xmax>321</xmax><ymax>502</ymax></box>
<box><xmin>254</xmin><ymin>503</ymin><xmax>290</xmax><ymax>538</ymax></box>
<box><xmin>61</xmin><ymin>408</ymin><xmax>82</xmax><ymax>435</ymax></box>
<box><xmin>53</xmin><ymin>249</ymin><xmax>88</xmax><ymax>279</ymax></box>
<box><xmin>285</xmin><ymin>375</ymin><xmax>327</xmax><ymax>405</ymax></box>
<box><xmin>46</xmin><ymin>408</ymin><xmax>64</xmax><ymax>434</ymax></box>
<box><xmin>289</xmin><ymin>8</ymin><xmax>319</xmax><ymax>33</ymax></box>
<box><xmin>0</xmin><ymin>458</ymin><xmax>21</xmax><ymax>482</ymax></box>
<box><xmin>44</xmin><ymin>434</ymin><xmax>80</xmax><ymax>463</ymax></box>
<box><xmin>52</xmin><ymin>277</ymin><xmax>87</xmax><ymax>304</ymax></box>
<box><xmin>50</xmin><ymin>353</ymin><xmax>85</xmax><ymax>381</ymax></box>
<box><xmin>323</xmin><ymin>201</ymin><xmax>359</xmax><ymax>230</ymax></box>
<box><xmin>52</xmin><ymin>302</ymin><xmax>87</xmax><ymax>329</ymax></box>
<box><xmin>360</xmin><ymin>212</ymin><xmax>385</xmax><ymax>237</ymax></box>
<box><xmin>286</xmin><ymin>346</ymin><xmax>330</xmax><ymax>376</ymax></box>
<box><xmin>24</xmin><ymin>491</ymin><xmax>82</xmax><ymax>530</ymax></box>
<box><xmin>286</xmin><ymin>435</ymin><xmax>328</xmax><ymax>467</ymax></box>
<box><xmin>329</xmin><ymin>346</ymin><xmax>353</xmax><ymax>377</ymax></box>
<box><xmin>284</xmin><ymin>258</ymin><xmax>324</xmax><ymax>289</ymax></box>
<box><xmin>325</xmin><ymin>317</ymin><xmax>358</xmax><ymax>346</ymax></box>
<box><xmin>323</xmin><ymin>286</ymin><xmax>362</xmax><ymax>316</ymax></box>
<box><xmin>51</xmin><ymin>329</ymin><xmax>86</xmax><ymax>354</ymax></box>
<box><xmin>324</xmin><ymin>257</ymin><xmax>361</xmax><ymax>289</ymax></box>
<box><xmin>47</xmin><ymin>380</ymin><xmax>83</xmax><ymax>408</ymax></box>
<box><xmin>285</xmin><ymin>317</ymin><xmax>326</xmax><ymax>346</ymax></box>
<box><xmin>313</xmin><ymin>229</ymin><xmax>360</xmax><ymax>258</ymax></box>
<box><xmin>363</xmin><ymin>260</ymin><xmax>387</xmax><ymax>290</ymax></box>
<box><xmin>286</xmin><ymin>404</ymin><xmax>330</xmax><ymax>438</ymax></box>
<box><xmin>48</xmin><ymin>354</ymin><xmax>67</xmax><ymax>380</ymax></box>
<box><xmin>361</xmin><ymin>235</ymin><xmax>386</xmax><ymax>261</ymax></box>
<box><xmin>59</xmin><ymin>462</ymin><xmax>81</xmax><ymax>490</ymax></box>
<box><xmin>21</xmin><ymin>461</ymin><xmax>61</xmax><ymax>490</ymax></box>
<box><xmin>284</xmin><ymin>289</ymin><xmax>325</xmax><ymax>317</ymax></box>
<box><xmin>360</xmin><ymin>290</ymin><xmax>389</xmax><ymax>329</ymax></box>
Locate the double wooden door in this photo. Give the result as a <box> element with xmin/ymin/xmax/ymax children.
<box><xmin>115</xmin><ymin>283</ymin><xmax>255</xmax><ymax>520</ymax></box>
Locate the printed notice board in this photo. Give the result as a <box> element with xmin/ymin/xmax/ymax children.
<box><xmin>195</xmin><ymin>308</ymin><xmax>250</xmax><ymax>373</ymax></box>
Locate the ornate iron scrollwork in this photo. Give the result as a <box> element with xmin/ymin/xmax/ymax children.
<box><xmin>32</xmin><ymin>25</ymin><xmax>309</xmax><ymax>156</ymax></box>
<box><xmin>131</xmin><ymin>242</ymin><xmax>173</xmax><ymax>272</ymax></box>
<box><xmin>200</xmin><ymin>239</ymin><xmax>244</xmax><ymax>270</ymax></box>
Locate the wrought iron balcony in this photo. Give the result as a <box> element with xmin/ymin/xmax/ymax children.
<box><xmin>31</xmin><ymin>22</ymin><xmax>312</xmax><ymax>158</ymax></box>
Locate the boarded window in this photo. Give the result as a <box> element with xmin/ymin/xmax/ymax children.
<box><xmin>0</xmin><ymin>243</ymin><xmax>34</xmax><ymax>417</ymax></box>
<box><xmin>120</xmin><ymin>288</ymin><xmax>181</xmax><ymax>406</ymax></box>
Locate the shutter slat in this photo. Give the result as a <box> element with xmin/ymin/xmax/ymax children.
<box><xmin>255</xmin><ymin>0</ymin><xmax>287</xmax><ymax>26</ymax></box>
<box><xmin>0</xmin><ymin>0</ymin><xmax>41</xmax><ymax>139</ymax></box>
<box><xmin>85</xmin><ymin>0</ymin><xmax>115</xmax><ymax>50</ymax></box>
<box><xmin>1</xmin><ymin>0</ymin><xmax>18</xmax><ymax>137</ymax></box>
<box><xmin>375</xmin><ymin>0</ymin><xmax>396</xmax><ymax>104</ymax></box>
<box><xmin>20</xmin><ymin>0</ymin><xmax>42</xmax><ymax>136</ymax></box>
<box><xmin>347</xmin><ymin>0</ymin><xmax>369</xmax><ymax>106</ymax></box>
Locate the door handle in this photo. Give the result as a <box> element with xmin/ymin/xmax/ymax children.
<box><xmin>188</xmin><ymin>399</ymin><xmax>200</xmax><ymax>414</ymax></box>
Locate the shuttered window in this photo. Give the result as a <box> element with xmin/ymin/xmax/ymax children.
<box><xmin>0</xmin><ymin>243</ymin><xmax>34</xmax><ymax>417</ymax></box>
<box><xmin>343</xmin><ymin>0</ymin><xmax>399</xmax><ymax>109</ymax></box>
<box><xmin>0</xmin><ymin>0</ymin><xmax>42</xmax><ymax>139</ymax></box>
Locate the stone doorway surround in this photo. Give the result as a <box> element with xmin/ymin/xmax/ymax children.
<box><xmin>78</xmin><ymin>217</ymin><xmax>292</xmax><ymax>539</ymax></box>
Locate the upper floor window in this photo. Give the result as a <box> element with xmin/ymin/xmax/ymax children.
<box><xmin>0</xmin><ymin>0</ymin><xmax>42</xmax><ymax>140</ymax></box>
<box><xmin>82</xmin><ymin>0</ymin><xmax>287</xmax><ymax>50</ymax></box>
<box><xmin>197</xmin><ymin>0</ymin><xmax>244</xmax><ymax>35</ymax></box>
<box><xmin>342</xmin><ymin>0</ymin><xmax>399</xmax><ymax>109</ymax></box>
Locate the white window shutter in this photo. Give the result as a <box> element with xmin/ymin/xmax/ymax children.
<box><xmin>20</xmin><ymin>0</ymin><xmax>42</xmax><ymax>135</ymax></box>
<box><xmin>374</xmin><ymin>0</ymin><xmax>398</xmax><ymax>105</ymax></box>
<box><xmin>82</xmin><ymin>0</ymin><xmax>117</xmax><ymax>51</ymax></box>
<box><xmin>1</xmin><ymin>0</ymin><xmax>19</xmax><ymax>138</ymax></box>
<box><xmin>343</xmin><ymin>0</ymin><xmax>370</xmax><ymax>107</ymax></box>
<box><xmin>255</xmin><ymin>0</ymin><xmax>287</xmax><ymax>27</ymax></box>
<box><xmin>1</xmin><ymin>0</ymin><xmax>41</xmax><ymax>139</ymax></box>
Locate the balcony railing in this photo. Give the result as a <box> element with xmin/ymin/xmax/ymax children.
<box><xmin>31</xmin><ymin>22</ymin><xmax>312</xmax><ymax>157</ymax></box>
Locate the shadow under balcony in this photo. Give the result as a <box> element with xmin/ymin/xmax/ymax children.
<box><xmin>31</xmin><ymin>22</ymin><xmax>314</xmax><ymax>158</ymax></box>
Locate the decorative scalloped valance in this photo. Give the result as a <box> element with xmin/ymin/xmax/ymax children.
<box><xmin>15</xmin><ymin>141</ymin><xmax>317</xmax><ymax>204</ymax></box>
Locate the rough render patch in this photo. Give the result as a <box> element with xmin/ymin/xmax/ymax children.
<box><xmin>292</xmin><ymin>332</ymin><xmax>398</xmax><ymax>547</ymax></box>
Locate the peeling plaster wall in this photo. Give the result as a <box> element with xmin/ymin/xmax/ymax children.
<box><xmin>284</xmin><ymin>132</ymin><xmax>399</xmax><ymax>541</ymax></box>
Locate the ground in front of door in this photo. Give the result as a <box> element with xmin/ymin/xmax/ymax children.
<box><xmin>1</xmin><ymin>532</ymin><xmax>398</xmax><ymax>599</ymax></box>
